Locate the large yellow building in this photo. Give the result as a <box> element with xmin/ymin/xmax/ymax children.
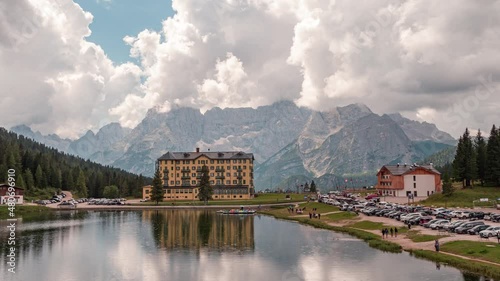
<box><xmin>143</xmin><ymin>148</ymin><xmax>254</xmax><ymax>201</ymax></box>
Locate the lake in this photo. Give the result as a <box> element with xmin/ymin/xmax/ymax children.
<box><xmin>0</xmin><ymin>210</ymin><xmax>491</xmax><ymax>281</ymax></box>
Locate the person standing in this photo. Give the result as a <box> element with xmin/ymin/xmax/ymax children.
<box><xmin>394</xmin><ymin>227</ymin><xmax>398</xmax><ymax>237</ymax></box>
<box><xmin>435</xmin><ymin>240</ymin><xmax>440</xmax><ymax>252</ymax></box>
<box><xmin>497</xmin><ymin>231</ymin><xmax>500</xmax><ymax>244</ymax></box>
<box><xmin>390</xmin><ymin>228</ymin><xmax>394</xmax><ymax>237</ymax></box>
<box><xmin>381</xmin><ymin>229</ymin><xmax>385</xmax><ymax>239</ymax></box>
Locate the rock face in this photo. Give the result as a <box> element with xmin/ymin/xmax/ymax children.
<box><xmin>10</xmin><ymin>125</ymin><xmax>72</xmax><ymax>152</ymax></box>
<box><xmin>10</xmin><ymin>102</ymin><xmax>455</xmax><ymax>190</ymax></box>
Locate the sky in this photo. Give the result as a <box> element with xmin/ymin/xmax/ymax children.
<box><xmin>0</xmin><ymin>0</ymin><xmax>499</xmax><ymax>139</ymax></box>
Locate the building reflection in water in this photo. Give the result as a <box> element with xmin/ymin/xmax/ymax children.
<box><xmin>144</xmin><ymin>210</ymin><xmax>254</xmax><ymax>250</ymax></box>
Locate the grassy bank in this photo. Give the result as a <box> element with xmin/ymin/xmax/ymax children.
<box><xmin>419</xmin><ymin>186</ymin><xmax>500</xmax><ymax>208</ymax></box>
<box><xmin>0</xmin><ymin>205</ymin><xmax>52</xmax><ymax>220</ymax></box>
<box><xmin>441</xmin><ymin>241</ymin><xmax>500</xmax><ymax>264</ymax></box>
<box><xmin>406</xmin><ymin>230</ymin><xmax>446</xmax><ymax>242</ymax></box>
<box><xmin>410</xmin><ymin>250</ymin><xmax>500</xmax><ymax>279</ymax></box>
<box><xmin>259</xmin><ymin>205</ymin><xmax>402</xmax><ymax>253</ymax></box>
<box><xmin>137</xmin><ymin>193</ymin><xmax>307</xmax><ymax>206</ymax></box>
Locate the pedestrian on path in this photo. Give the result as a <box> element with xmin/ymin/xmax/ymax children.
<box><xmin>394</xmin><ymin>228</ymin><xmax>398</xmax><ymax>237</ymax></box>
<box><xmin>318</xmin><ymin>213</ymin><xmax>321</xmax><ymax>219</ymax></box>
<box><xmin>390</xmin><ymin>228</ymin><xmax>393</xmax><ymax>237</ymax></box>
<box><xmin>434</xmin><ymin>240</ymin><xmax>440</xmax><ymax>252</ymax></box>
<box><xmin>408</xmin><ymin>223</ymin><xmax>411</xmax><ymax>230</ymax></box>
<box><xmin>381</xmin><ymin>229</ymin><xmax>385</xmax><ymax>239</ymax></box>
<box><xmin>497</xmin><ymin>232</ymin><xmax>500</xmax><ymax>244</ymax></box>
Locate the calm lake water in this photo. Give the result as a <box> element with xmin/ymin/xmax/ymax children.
<box><xmin>0</xmin><ymin>210</ymin><xmax>492</xmax><ymax>281</ymax></box>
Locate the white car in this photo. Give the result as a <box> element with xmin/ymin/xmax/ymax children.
<box><xmin>430</xmin><ymin>220</ymin><xmax>450</xmax><ymax>230</ymax></box>
<box><xmin>479</xmin><ymin>226</ymin><xmax>500</xmax><ymax>238</ymax></box>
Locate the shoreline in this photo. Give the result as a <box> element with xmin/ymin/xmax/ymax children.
<box><xmin>259</xmin><ymin>207</ymin><xmax>500</xmax><ymax>279</ymax></box>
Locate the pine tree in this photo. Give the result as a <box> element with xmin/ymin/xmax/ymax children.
<box><xmin>453</xmin><ymin>128</ymin><xmax>477</xmax><ymax>187</ymax></box>
<box><xmin>475</xmin><ymin>129</ymin><xmax>487</xmax><ymax>186</ymax></box>
<box><xmin>304</xmin><ymin>182</ymin><xmax>310</xmax><ymax>192</ymax></box>
<box><xmin>35</xmin><ymin>165</ymin><xmax>46</xmax><ymax>188</ymax></box>
<box><xmin>486</xmin><ymin>125</ymin><xmax>500</xmax><ymax>185</ymax></box>
<box><xmin>198</xmin><ymin>165</ymin><xmax>212</xmax><ymax>204</ymax></box>
<box><xmin>16</xmin><ymin>173</ymin><xmax>26</xmax><ymax>189</ymax></box>
<box><xmin>76</xmin><ymin>169</ymin><xmax>88</xmax><ymax>198</ymax></box>
<box><xmin>150</xmin><ymin>166</ymin><xmax>164</xmax><ymax>205</ymax></box>
<box><xmin>24</xmin><ymin>169</ymin><xmax>35</xmax><ymax>191</ymax></box>
<box><xmin>310</xmin><ymin>180</ymin><xmax>317</xmax><ymax>193</ymax></box>
<box><xmin>442</xmin><ymin>173</ymin><xmax>454</xmax><ymax>196</ymax></box>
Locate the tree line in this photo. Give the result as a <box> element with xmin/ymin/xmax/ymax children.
<box><xmin>451</xmin><ymin>125</ymin><xmax>500</xmax><ymax>188</ymax></box>
<box><xmin>0</xmin><ymin>128</ymin><xmax>150</xmax><ymax>198</ymax></box>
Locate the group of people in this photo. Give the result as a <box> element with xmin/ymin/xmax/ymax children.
<box><xmin>309</xmin><ymin>208</ymin><xmax>321</xmax><ymax>219</ymax></box>
<box><xmin>381</xmin><ymin>227</ymin><xmax>398</xmax><ymax>238</ymax></box>
<box><xmin>287</xmin><ymin>206</ymin><xmax>305</xmax><ymax>214</ymax></box>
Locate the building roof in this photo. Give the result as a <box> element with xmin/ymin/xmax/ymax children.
<box><xmin>158</xmin><ymin>151</ymin><xmax>254</xmax><ymax>161</ymax></box>
<box><xmin>0</xmin><ymin>184</ymin><xmax>24</xmax><ymax>190</ymax></box>
<box><xmin>378</xmin><ymin>164</ymin><xmax>441</xmax><ymax>176</ymax></box>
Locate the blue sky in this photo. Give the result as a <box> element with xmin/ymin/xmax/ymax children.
<box><xmin>74</xmin><ymin>0</ymin><xmax>174</xmax><ymax>64</ymax></box>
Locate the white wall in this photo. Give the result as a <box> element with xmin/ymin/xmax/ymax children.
<box><xmin>402</xmin><ymin>174</ymin><xmax>436</xmax><ymax>197</ymax></box>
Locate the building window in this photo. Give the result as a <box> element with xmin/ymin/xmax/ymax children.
<box><xmin>175</xmin><ymin>181</ymin><xmax>180</xmax><ymax>185</ymax></box>
<box><xmin>226</xmin><ymin>180</ymin><xmax>230</xmax><ymax>184</ymax></box>
<box><xmin>413</xmin><ymin>175</ymin><xmax>416</xmax><ymax>181</ymax></box>
<box><xmin>413</xmin><ymin>182</ymin><xmax>417</xmax><ymax>189</ymax></box>
<box><xmin>210</xmin><ymin>173</ymin><xmax>214</xmax><ymax>177</ymax></box>
<box><xmin>145</xmin><ymin>190</ymin><xmax>150</xmax><ymax>194</ymax></box>
<box><xmin>170</xmin><ymin>181</ymin><xmax>174</xmax><ymax>185</ymax></box>
<box><xmin>243</xmin><ymin>180</ymin><xmax>246</xmax><ymax>184</ymax></box>
<box><xmin>210</xmin><ymin>160</ymin><xmax>214</xmax><ymax>164</ymax></box>
<box><xmin>227</xmin><ymin>166</ymin><xmax>231</xmax><ymax>170</ymax></box>
<box><xmin>243</xmin><ymin>166</ymin><xmax>246</xmax><ymax>169</ymax></box>
<box><xmin>226</xmin><ymin>172</ymin><xmax>230</xmax><ymax>177</ymax></box>
<box><xmin>210</xmin><ymin>180</ymin><xmax>214</xmax><ymax>184</ymax></box>
<box><xmin>210</xmin><ymin>166</ymin><xmax>214</xmax><ymax>170</ymax></box>
<box><xmin>233</xmin><ymin>180</ymin><xmax>237</xmax><ymax>184</ymax></box>
<box><xmin>192</xmin><ymin>180</ymin><xmax>196</xmax><ymax>184</ymax></box>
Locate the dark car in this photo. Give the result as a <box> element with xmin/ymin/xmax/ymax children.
<box><xmin>444</xmin><ymin>220</ymin><xmax>467</xmax><ymax>232</ymax></box>
<box><xmin>436</xmin><ymin>211</ymin><xmax>452</xmax><ymax>220</ymax></box>
<box><xmin>491</xmin><ymin>214</ymin><xmax>500</xmax><ymax>222</ymax></box>
<box><xmin>468</xmin><ymin>212</ymin><xmax>485</xmax><ymax>220</ymax></box>
<box><xmin>467</xmin><ymin>224</ymin><xmax>491</xmax><ymax>235</ymax></box>
<box><xmin>454</xmin><ymin>221</ymin><xmax>485</xmax><ymax>234</ymax></box>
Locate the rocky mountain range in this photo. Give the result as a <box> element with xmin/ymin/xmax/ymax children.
<box><xmin>10</xmin><ymin>101</ymin><xmax>456</xmax><ymax>190</ymax></box>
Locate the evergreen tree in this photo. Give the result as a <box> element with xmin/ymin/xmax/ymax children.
<box><xmin>486</xmin><ymin>125</ymin><xmax>500</xmax><ymax>185</ymax></box>
<box><xmin>35</xmin><ymin>165</ymin><xmax>46</xmax><ymax>188</ymax></box>
<box><xmin>304</xmin><ymin>182</ymin><xmax>310</xmax><ymax>192</ymax></box>
<box><xmin>198</xmin><ymin>165</ymin><xmax>213</xmax><ymax>204</ymax></box>
<box><xmin>24</xmin><ymin>169</ymin><xmax>35</xmax><ymax>191</ymax></box>
<box><xmin>310</xmin><ymin>180</ymin><xmax>317</xmax><ymax>193</ymax></box>
<box><xmin>16</xmin><ymin>173</ymin><xmax>26</xmax><ymax>189</ymax></box>
<box><xmin>442</xmin><ymin>173</ymin><xmax>454</xmax><ymax>196</ymax></box>
<box><xmin>453</xmin><ymin>128</ymin><xmax>477</xmax><ymax>187</ymax></box>
<box><xmin>76</xmin><ymin>169</ymin><xmax>88</xmax><ymax>198</ymax></box>
<box><xmin>475</xmin><ymin>129</ymin><xmax>487</xmax><ymax>186</ymax></box>
<box><xmin>150</xmin><ymin>166</ymin><xmax>164</xmax><ymax>205</ymax></box>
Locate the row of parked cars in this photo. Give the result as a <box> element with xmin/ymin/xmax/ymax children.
<box><xmin>320</xmin><ymin>195</ymin><xmax>500</xmax><ymax>239</ymax></box>
<box><xmin>36</xmin><ymin>193</ymin><xmax>66</xmax><ymax>205</ymax></box>
<box><xmin>88</xmin><ymin>198</ymin><xmax>127</xmax><ymax>205</ymax></box>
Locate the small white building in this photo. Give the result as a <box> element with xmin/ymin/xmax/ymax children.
<box><xmin>375</xmin><ymin>164</ymin><xmax>442</xmax><ymax>198</ymax></box>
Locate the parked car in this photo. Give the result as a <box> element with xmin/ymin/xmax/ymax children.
<box><xmin>479</xmin><ymin>226</ymin><xmax>500</xmax><ymax>238</ymax></box>
<box><xmin>467</xmin><ymin>224</ymin><xmax>491</xmax><ymax>235</ymax></box>
<box><xmin>454</xmin><ymin>221</ymin><xmax>485</xmax><ymax>234</ymax></box>
<box><xmin>430</xmin><ymin>220</ymin><xmax>450</xmax><ymax>230</ymax></box>
<box><xmin>468</xmin><ymin>212</ymin><xmax>486</xmax><ymax>220</ymax></box>
<box><xmin>423</xmin><ymin>219</ymin><xmax>440</xmax><ymax>228</ymax></box>
<box><xmin>445</xmin><ymin>220</ymin><xmax>468</xmax><ymax>232</ymax></box>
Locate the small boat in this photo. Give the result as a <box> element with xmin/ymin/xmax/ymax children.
<box><xmin>217</xmin><ymin>207</ymin><xmax>256</xmax><ymax>215</ymax></box>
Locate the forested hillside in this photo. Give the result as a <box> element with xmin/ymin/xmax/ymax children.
<box><xmin>0</xmin><ymin>128</ymin><xmax>150</xmax><ymax>198</ymax></box>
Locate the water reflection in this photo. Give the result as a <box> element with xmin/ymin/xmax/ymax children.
<box><xmin>144</xmin><ymin>210</ymin><xmax>254</xmax><ymax>250</ymax></box>
<box><xmin>0</xmin><ymin>210</ymin><xmax>493</xmax><ymax>281</ymax></box>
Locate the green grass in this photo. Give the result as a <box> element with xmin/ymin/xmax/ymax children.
<box><xmin>348</xmin><ymin>220</ymin><xmax>408</xmax><ymax>234</ymax></box>
<box><xmin>441</xmin><ymin>241</ymin><xmax>500</xmax><ymax>264</ymax></box>
<box><xmin>24</xmin><ymin>187</ymin><xmax>61</xmax><ymax>202</ymax></box>
<box><xmin>411</xmin><ymin>250</ymin><xmax>500</xmax><ymax>279</ymax></box>
<box><xmin>406</xmin><ymin>230</ymin><xmax>447</xmax><ymax>242</ymax></box>
<box><xmin>297</xmin><ymin>202</ymin><xmax>339</xmax><ymax>213</ymax></box>
<box><xmin>324</xmin><ymin>212</ymin><xmax>359</xmax><ymax>222</ymax></box>
<box><xmin>137</xmin><ymin>193</ymin><xmax>306</xmax><ymax>206</ymax></box>
<box><xmin>419</xmin><ymin>186</ymin><xmax>500</xmax><ymax>208</ymax></box>
<box><xmin>0</xmin><ymin>205</ymin><xmax>52</xmax><ymax>220</ymax></box>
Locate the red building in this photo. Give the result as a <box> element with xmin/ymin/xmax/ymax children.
<box><xmin>0</xmin><ymin>184</ymin><xmax>24</xmax><ymax>204</ymax></box>
<box><xmin>376</xmin><ymin>164</ymin><xmax>441</xmax><ymax>198</ymax></box>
